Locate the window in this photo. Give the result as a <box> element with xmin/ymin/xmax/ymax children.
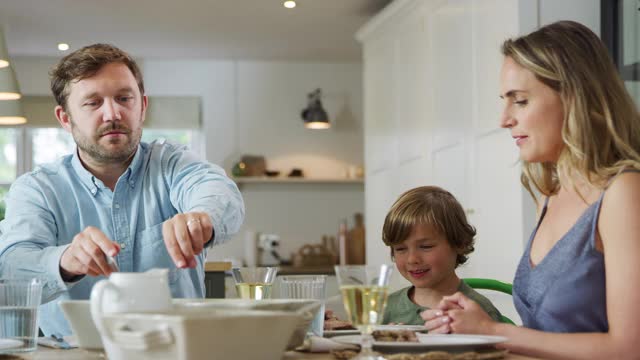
<box><xmin>0</xmin><ymin>128</ymin><xmax>17</xmax><ymax>220</ymax></box>
<box><xmin>0</xmin><ymin>128</ymin><xmax>17</xmax><ymax>184</ymax></box>
<box><xmin>0</xmin><ymin>95</ymin><xmax>202</xmax><ymax>220</ymax></box>
<box><xmin>31</xmin><ymin>128</ymin><xmax>75</xmax><ymax>167</ymax></box>
<box><xmin>602</xmin><ymin>0</ymin><xmax>640</xmax><ymax>106</ymax></box>
<box><xmin>29</xmin><ymin>128</ymin><xmax>196</xmax><ymax>168</ymax></box>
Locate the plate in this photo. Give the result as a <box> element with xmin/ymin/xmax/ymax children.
<box><xmin>0</xmin><ymin>338</ymin><xmax>24</xmax><ymax>352</ymax></box>
<box><xmin>332</xmin><ymin>334</ymin><xmax>507</xmax><ymax>353</ymax></box>
<box><xmin>323</xmin><ymin>329</ymin><xmax>359</xmax><ymax>337</ymax></box>
<box><xmin>324</xmin><ymin>325</ymin><xmax>428</xmax><ymax>338</ymax></box>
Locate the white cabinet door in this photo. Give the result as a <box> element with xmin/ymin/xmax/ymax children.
<box><xmin>394</xmin><ymin>10</ymin><xmax>431</xmax><ymax>165</ymax></box>
<box><xmin>428</xmin><ymin>0</ymin><xmax>473</xmax><ymax>151</ymax></box>
<box><xmin>364</xmin><ymin>34</ymin><xmax>397</xmax><ymax>176</ymax></box>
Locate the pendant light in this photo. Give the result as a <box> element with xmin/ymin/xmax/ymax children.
<box><xmin>301</xmin><ymin>88</ymin><xmax>330</xmax><ymax>129</ymax></box>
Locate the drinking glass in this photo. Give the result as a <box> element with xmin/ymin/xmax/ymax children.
<box><xmin>279</xmin><ymin>275</ymin><xmax>326</xmax><ymax>336</ymax></box>
<box><xmin>334</xmin><ymin>264</ymin><xmax>393</xmax><ymax>360</ymax></box>
<box><xmin>231</xmin><ymin>267</ymin><xmax>278</xmax><ymax>299</ymax></box>
<box><xmin>0</xmin><ymin>278</ymin><xmax>42</xmax><ymax>354</ymax></box>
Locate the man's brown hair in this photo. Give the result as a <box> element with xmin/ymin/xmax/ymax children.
<box><xmin>50</xmin><ymin>43</ymin><xmax>145</xmax><ymax>110</ymax></box>
<box><xmin>382</xmin><ymin>186</ymin><xmax>476</xmax><ymax>267</ymax></box>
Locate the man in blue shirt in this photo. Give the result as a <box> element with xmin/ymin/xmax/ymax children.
<box><xmin>0</xmin><ymin>44</ymin><xmax>245</xmax><ymax>336</ymax></box>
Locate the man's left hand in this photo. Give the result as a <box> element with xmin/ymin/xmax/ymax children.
<box><xmin>162</xmin><ymin>212</ymin><xmax>213</xmax><ymax>269</ymax></box>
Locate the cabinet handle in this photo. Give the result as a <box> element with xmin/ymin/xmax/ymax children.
<box><xmin>465</xmin><ymin>208</ymin><xmax>475</xmax><ymax>215</ymax></box>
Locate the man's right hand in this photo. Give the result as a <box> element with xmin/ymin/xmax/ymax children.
<box><xmin>59</xmin><ymin>226</ymin><xmax>120</xmax><ymax>280</ymax></box>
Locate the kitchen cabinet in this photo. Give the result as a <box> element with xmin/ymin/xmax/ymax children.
<box><xmin>204</xmin><ymin>262</ymin><xmax>232</xmax><ymax>298</ymax></box>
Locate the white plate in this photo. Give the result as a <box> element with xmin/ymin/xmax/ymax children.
<box><xmin>332</xmin><ymin>334</ymin><xmax>507</xmax><ymax>353</ymax></box>
<box><xmin>324</xmin><ymin>325</ymin><xmax>428</xmax><ymax>338</ymax></box>
<box><xmin>0</xmin><ymin>338</ymin><xmax>24</xmax><ymax>352</ymax></box>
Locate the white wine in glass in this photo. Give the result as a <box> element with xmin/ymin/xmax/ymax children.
<box><xmin>335</xmin><ymin>265</ymin><xmax>393</xmax><ymax>360</ymax></box>
<box><xmin>234</xmin><ymin>282</ymin><xmax>273</xmax><ymax>300</ymax></box>
<box><xmin>230</xmin><ymin>267</ymin><xmax>278</xmax><ymax>299</ymax></box>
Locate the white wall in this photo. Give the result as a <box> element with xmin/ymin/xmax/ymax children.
<box><xmin>12</xmin><ymin>56</ymin><xmax>364</xmax><ymax>265</ymax></box>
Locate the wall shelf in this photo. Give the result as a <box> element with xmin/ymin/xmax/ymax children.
<box><xmin>233</xmin><ymin>177</ymin><xmax>364</xmax><ymax>185</ymax></box>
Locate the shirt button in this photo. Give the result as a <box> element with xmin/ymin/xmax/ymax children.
<box><xmin>120</xmin><ymin>243</ymin><xmax>126</xmax><ymax>249</ymax></box>
<box><xmin>114</xmin><ymin>203</ymin><xmax>120</xmax><ymax>209</ymax></box>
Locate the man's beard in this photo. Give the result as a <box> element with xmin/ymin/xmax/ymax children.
<box><xmin>70</xmin><ymin>120</ymin><xmax>142</xmax><ymax>165</ymax></box>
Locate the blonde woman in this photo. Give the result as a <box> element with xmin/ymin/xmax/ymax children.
<box><xmin>421</xmin><ymin>21</ymin><xmax>640</xmax><ymax>359</ymax></box>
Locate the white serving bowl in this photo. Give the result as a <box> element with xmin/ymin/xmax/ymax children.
<box><xmin>99</xmin><ymin>307</ymin><xmax>300</xmax><ymax>360</ymax></box>
<box><xmin>59</xmin><ymin>298</ymin><xmax>320</xmax><ymax>351</ymax></box>
<box><xmin>59</xmin><ymin>300</ymin><xmax>103</xmax><ymax>349</ymax></box>
<box><xmin>173</xmin><ymin>298</ymin><xmax>322</xmax><ymax>349</ymax></box>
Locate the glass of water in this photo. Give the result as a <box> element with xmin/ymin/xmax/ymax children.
<box><xmin>335</xmin><ymin>265</ymin><xmax>393</xmax><ymax>360</ymax></box>
<box><xmin>0</xmin><ymin>278</ymin><xmax>42</xmax><ymax>353</ymax></box>
<box><xmin>279</xmin><ymin>275</ymin><xmax>327</xmax><ymax>337</ymax></box>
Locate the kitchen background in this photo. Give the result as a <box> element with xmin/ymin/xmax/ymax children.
<box><xmin>0</xmin><ymin>0</ymin><xmax>638</xmax><ymax>323</ymax></box>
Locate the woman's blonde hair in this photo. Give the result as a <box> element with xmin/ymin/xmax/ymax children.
<box><xmin>501</xmin><ymin>21</ymin><xmax>640</xmax><ymax>198</ymax></box>
<box><xmin>382</xmin><ymin>186</ymin><xmax>475</xmax><ymax>267</ymax></box>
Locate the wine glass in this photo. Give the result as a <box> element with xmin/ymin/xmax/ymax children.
<box><xmin>334</xmin><ymin>264</ymin><xmax>393</xmax><ymax>360</ymax></box>
<box><xmin>230</xmin><ymin>267</ymin><xmax>278</xmax><ymax>299</ymax></box>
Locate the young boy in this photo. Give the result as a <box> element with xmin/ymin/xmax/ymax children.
<box><xmin>382</xmin><ymin>186</ymin><xmax>502</xmax><ymax>325</ymax></box>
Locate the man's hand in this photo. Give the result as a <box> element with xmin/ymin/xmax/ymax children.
<box><xmin>162</xmin><ymin>212</ymin><xmax>213</xmax><ymax>269</ymax></box>
<box><xmin>60</xmin><ymin>226</ymin><xmax>121</xmax><ymax>279</ymax></box>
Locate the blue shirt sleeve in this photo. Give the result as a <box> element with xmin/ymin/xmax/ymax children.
<box><xmin>158</xmin><ymin>142</ymin><xmax>245</xmax><ymax>246</ymax></box>
<box><xmin>0</xmin><ymin>174</ymin><xmax>76</xmax><ymax>302</ymax></box>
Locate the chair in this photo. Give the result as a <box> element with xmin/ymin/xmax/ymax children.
<box><xmin>462</xmin><ymin>278</ymin><xmax>515</xmax><ymax>325</ymax></box>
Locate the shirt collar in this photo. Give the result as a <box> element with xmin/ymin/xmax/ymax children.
<box><xmin>71</xmin><ymin>144</ymin><xmax>145</xmax><ymax>196</ymax></box>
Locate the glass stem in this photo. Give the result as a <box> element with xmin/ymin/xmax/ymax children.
<box><xmin>360</xmin><ymin>331</ymin><xmax>375</xmax><ymax>355</ymax></box>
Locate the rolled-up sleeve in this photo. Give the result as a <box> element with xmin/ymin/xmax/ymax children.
<box><xmin>161</xmin><ymin>143</ymin><xmax>245</xmax><ymax>246</ymax></box>
<box><xmin>0</xmin><ymin>175</ymin><xmax>72</xmax><ymax>303</ymax></box>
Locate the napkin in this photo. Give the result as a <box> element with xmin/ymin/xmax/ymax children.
<box><xmin>296</xmin><ymin>336</ymin><xmax>359</xmax><ymax>353</ymax></box>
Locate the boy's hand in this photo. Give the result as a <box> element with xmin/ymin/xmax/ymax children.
<box><xmin>421</xmin><ymin>309</ymin><xmax>452</xmax><ymax>333</ymax></box>
<box><xmin>420</xmin><ymin>291</ymin><xmax>465</xmax><ymax>333</ymax></box>
<box><xmin>423</xmin><ymin>292</ymin><xmax>496</xmax><ymax>334</ymax></box>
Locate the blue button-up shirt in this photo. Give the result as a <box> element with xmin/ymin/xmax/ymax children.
<box><xmin>0</xmin><ymin>140</ymin><xmax>244</xmax><ymax>336</ymax></box>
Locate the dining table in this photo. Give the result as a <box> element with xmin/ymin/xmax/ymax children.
<box><xmin>2</xmin><ymin>347</ymin><xmax>544</xmax><ymax>359</ymax></box>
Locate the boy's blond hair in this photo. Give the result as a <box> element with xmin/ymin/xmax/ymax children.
<box><xmin>382</xmin><ymin>186</ymin><xmax>475</xmax><ymax>267</ymax></box>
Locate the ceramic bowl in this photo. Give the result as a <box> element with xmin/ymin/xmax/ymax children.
<box><xmin>59</xmin><ymin>300</ymin><xmax>103</xmax><ymax>349</ymax></box>
<box><xmin>99</xmin><ymin>307</ymin><xmax>300</xmax><ymax>360</ymax></box>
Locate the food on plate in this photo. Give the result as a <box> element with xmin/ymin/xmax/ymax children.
<box><xmin>324</xmin><ymin>309</ymin><xmax>356</xmax><ymax>330</ymax></box>
<box><xmin>372</xmin><ymin>329</ymin><xmax>418</xmax><ymax>342</ymax></box>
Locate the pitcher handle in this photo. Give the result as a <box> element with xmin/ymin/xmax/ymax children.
<box><xmin>112</xmin><ymin>324</ymin><xmax>174</xmax><ymax>350</ymax></box>
<box><xmin>90</xmin><ymin>279</ymin><xmax>118</xmax><ymax>342</ymax></box>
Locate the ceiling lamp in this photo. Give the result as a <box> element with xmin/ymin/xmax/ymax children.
<box><xmin>283</xmin><ymin>1</ymin><xmax>296</xmax><ymax>9</ymax></box>
<box><xmin>301</xmin><ymin>88</ymin><xmax>330</xmax><ymax>129</ymax></box>
<box><xmin>0</xmin><ymin>66</ymin><xmax>21</xmax><ymax>100</ymax></box>
<box><xmin>0</xmin><ymin>98</ymin><xmax>26</xmax><ymax>125</ymax></box>
<box><xmin>0</xmin><ymin>26</ymin><xmax>9</xmax><ymax>68</ymax></box>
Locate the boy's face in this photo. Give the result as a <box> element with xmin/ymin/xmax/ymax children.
<box><xmin>391</xmin><ymin>223</ymin><xmax>459</xmax><ymax>291</ymax></box>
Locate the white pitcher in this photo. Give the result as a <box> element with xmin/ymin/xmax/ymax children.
<box><xmin>90</xmin><ymin>269</ymin><xmax>173</xmax><ymax>360</ymax></box>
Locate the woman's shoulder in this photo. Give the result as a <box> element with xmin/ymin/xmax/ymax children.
<box><xmin>600</xmin><ymin>171</ymin><xmax>640</xmax><ymax>213</ymax></box>
<box><xmin>605</xmin><ymin>170</ymin><xmax>640</xmax><ymax>193</ymax></box>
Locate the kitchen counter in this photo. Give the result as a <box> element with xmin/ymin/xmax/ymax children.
<box><xmin>278</xmin><ymin>265</ymin><xmax>335</xmax><ymax>275</ymax></box>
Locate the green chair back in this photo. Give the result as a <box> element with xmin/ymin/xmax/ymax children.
<box><xmin>462</xmin><ymin>278</ymin><xmax>515</xmax><ymax>325</ymax></box>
